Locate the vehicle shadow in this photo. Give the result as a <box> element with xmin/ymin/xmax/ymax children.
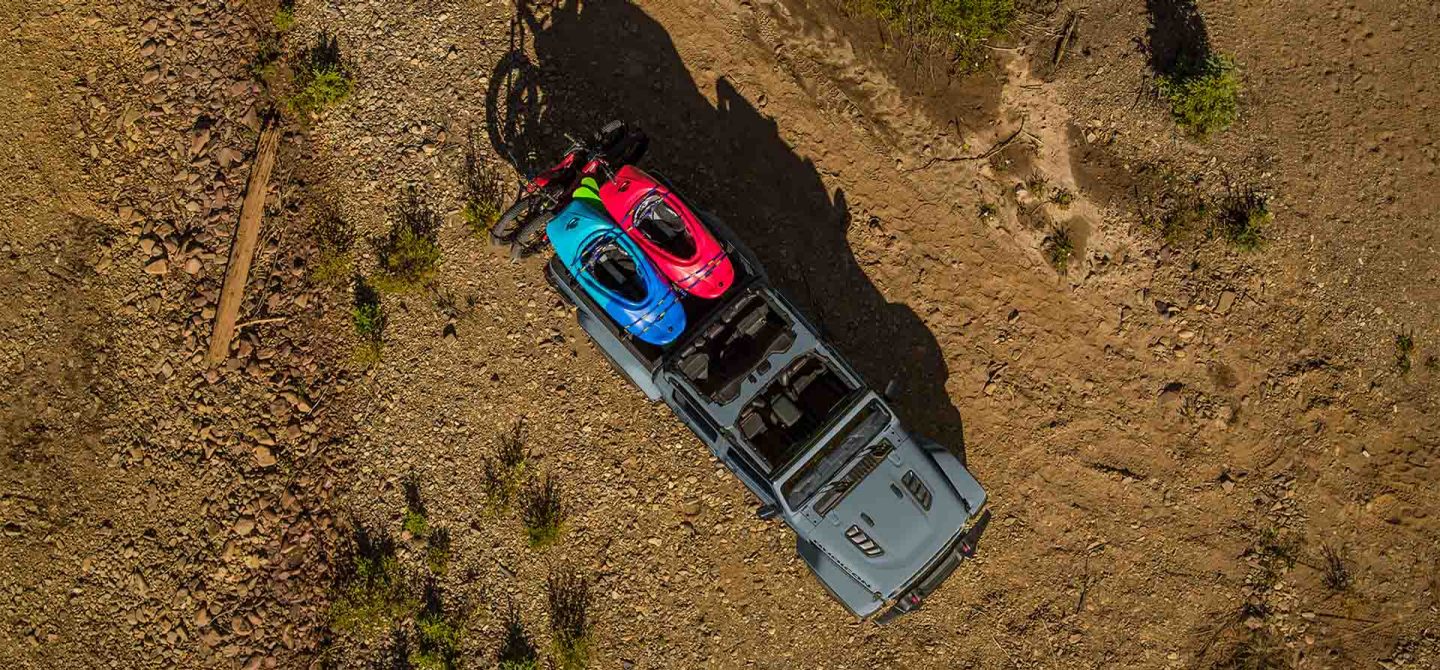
<box><xmin>486</xmin><ymin>0</ymin><xmax>970</xmax><ymax>462</ymax></box>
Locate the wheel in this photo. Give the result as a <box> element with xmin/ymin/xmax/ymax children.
<box><xmin>491</xmin><ymin>194</ymin><xmax>538</xmax><ymax>245</ymax></box>
<box><xmin>509</xmin><ymin>211</ymin><xmax>556</xmax><ymax>261</ymax></box>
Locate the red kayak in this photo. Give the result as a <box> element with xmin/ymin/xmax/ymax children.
<box><xmin>598</xmin><ymin>165</ymin><xmax>735</xmax><ymax>300</ymax></box>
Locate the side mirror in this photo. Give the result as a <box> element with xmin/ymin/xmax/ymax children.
<box><xmin>756</xmin><ymin>503</ymin><xmax>780</xmax><ymax>521</ymax></box>
<box><xmin>883</xmin><ymin>377</ymin><xmax>901</xmax><ymax>401</ymax></box>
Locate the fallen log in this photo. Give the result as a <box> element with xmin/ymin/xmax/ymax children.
<box><xmin>206</xmin><ymin>118</ymin><xmax>282</xmax><ymax>365</ymax></box>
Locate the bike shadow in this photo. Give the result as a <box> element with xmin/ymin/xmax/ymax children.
<box><xmin>487</xmin><ymin>0</ymin><xmax>969</xmax><ymax>462</ymax></box>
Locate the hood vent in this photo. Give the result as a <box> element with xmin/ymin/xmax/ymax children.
<box><xmin>814</xmin><ymin>440</ymin><xmax>893</xmax><ymax>516</ymax></box>
<box><xmin>901</xmin><ymin>470</ymin><xmax>932</xmax><ymax>511</ymax></box>
<box><xmin>845</xmin><ymin>524</ymin><xmax>885</xmax><ymax>557</ymax></box>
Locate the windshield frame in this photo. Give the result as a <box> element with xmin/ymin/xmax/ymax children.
<box><xmin>777</xmin><ymin>397</ymin><xmax>894</xmax><ymax>510</ymax></box>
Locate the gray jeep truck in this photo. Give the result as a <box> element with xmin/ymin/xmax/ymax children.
<box><xmin>543</xmin><ymin>207</ymin><xmax>989</xmax><ymax>622</ymax></box>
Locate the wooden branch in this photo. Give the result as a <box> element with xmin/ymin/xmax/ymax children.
<box><xmin>1052</xmin><ymin>11</ymin><xmax>1080</xmax><ymax>67</ymax></box>
<box><xmin>235</xmin><ymin>316</ymin><xmax>288</xmax><ymax>331</ymax></box>
<box><xmin>206</xmin><ymin>118</ymin><xmax>282</xmax><ymax>365</ymax></box>
<box><xmin>902</xmin><ymin>117</ymin><xmax>1027</xmax><ymax>173</ymax></box>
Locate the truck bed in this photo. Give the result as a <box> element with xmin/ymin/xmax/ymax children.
<box><xmin>543</xmin><ymin>212</ymin><xmax>766</xmax><ymax>375</ymax></box>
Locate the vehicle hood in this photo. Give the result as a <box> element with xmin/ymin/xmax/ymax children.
<box><xmin>799</xmin><ymin>433</ymin><xmax>971</xmax><ymax>600</ymax></box>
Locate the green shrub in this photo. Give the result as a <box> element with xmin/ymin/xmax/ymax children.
<box><xmin>848</xmin><ymin>0</ymin><xmax>1016</xmax><ymax>67</ymax></box>
<box><xmin>425</xmin><ymin>527</ymin><xmax>450</xmax><ymax>575</ymax></box>
<box><xmin>410</xmin><ymin>611</ymin><xmax>460</xmax><ymax>670</ymax></box>
<box><xmin>1042</xmin><ymin>227</ymin><xmax>1073</xmax><ymax>272</ymax></box>
<box><xmin>250</xmin><ymin>36</ymin><xmax>282</xmax><ymax>83</ymax></box>
<box><xmin>402</xmin><ymin>475</ymin><xmax>428</xmax><ymax>537</ymax></box>
<box><xmin>1319</xmin><ymin>542</ymin><xmax>1352</xmax><ymax>592</ymax></box>
<box><xmin>1050</xmin><ymin>188</ymin><xmax>1076</xmax><ymax>209</ymax></box>
<box><xmin>1216</xmin><ymin>189</ymin><xmax>1269</xmax><ymax>251</ymax></box>
<box><xmin>372</xmin><ymin>188</ymin><xmax>442</xmax><ymax>293</ymax></box>
<box><xmin>547</xmin><ymin>566</ymin><xmax>593</xmax><ymax>670</ymax></box>
<box><xmin>330</xmin><ymin>529</ymin><xmax>416</xmax><ymax>634</ymax></box>
<box><xmin>288</xmin><ymin>31</ymin><xmax>352</xmax><ymax>118</ymax></box>
<box><xmin>402</xmin><ymin>508</ymin><xmax>428</xmax><ymax>537</ymax></box>
<box><xmin>483</xmin><ymin>419</ymin><xmax>530</xmax><ymax>508</ymax></box>
<box><xmin>311</xmin><ymin>209</ymin><xmax>354</xmax><ymax>286</ymax></box>
<box><xmin>1158</xmin><ymin>191</ymin><xmax>1212</xmax><ymax>245</ymax></box>
<box><xmin>497</xmin><ymin>605</ymin><xmax>539</xmax><ymax>670</ymax></box>
<box><xmin>521</xmin><ymin>474</ymin><xmax>566</xmax><ymax>548</ymax></box>
<box><xmin>1159</xmin><ymin>55</ymin><xmax>1239</xmax><ymax>137</ymax></box>
<box><xmin>352</xmin><ymin>276</ymin><xmax>385</xmax><ymax>364</ymax></box>
<box><xmin>461</xmin><ymin>128</ymin><xmax>507</xmax><ymax>235</ymax></box>
<box><xmin>1395</xmin><ymin>330</ymin><xmax>1415</xmax><ymax>374</ymax></box>
<box><xmin>273</xmin><ymin>0</ymin><xmax>295</xmax><ymax>32</ymax></box>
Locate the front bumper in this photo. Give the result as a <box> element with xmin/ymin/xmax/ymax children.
<box><xmin>874</xmin><ymin>507</ymin><xmax>991</xmax><ymax>624</ymax></box>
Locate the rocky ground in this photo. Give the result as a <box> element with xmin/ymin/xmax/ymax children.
<box><xmin>2</xmin><ymin>0</ymin><xmax>1436</xmax><ymax>669</ymax></box>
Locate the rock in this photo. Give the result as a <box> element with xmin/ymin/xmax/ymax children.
<box><xmin>217</xmin><ymin>147</ymin><xmax>243</xmax><ymax>168</ymax></box>
<box><xmin>144</xmin><ymin>258</ymin><xmax>169</xmax><ymax>275</ymax></box>
<box><xmin>1368</xmin><ymin>493</ymin><xmax>1404</xmax><ymax>524</ymax></box>
<box><xmin>233</xmin><ymin>518</ymin><xmax>254</xmax><ymax>536</ymax></box>
<box><xmin>681</xmin><ymin>499</ymin><xmax>701</xmax><ymax>517</ymax></box>
<box><xmin>184</xmin><ymin>257</ymin><xmax>202</xmax><ymax>275</ymax></box>
<box><xmin>1217</xmin><ymin>290</ymin><xmax>1237</xmax><ymax>314</ymax></box>
<box><xmin>139</xmin><ymin>236</ymin><xmax>158</xmax><ymax>255</ymax></box>
<box><xmin>253</xmin><ymin>446</ymin><xmax>276</xmax><ymax>467</ymax></box>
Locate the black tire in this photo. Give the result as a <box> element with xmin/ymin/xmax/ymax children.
<box><xmin>597</xmin><ymin>120</ymin><xmax>627</xmax><ymax>147</ymax></box>
<box><xmin>509</xmin><ymin>211</ymin><xmax>556</xmax><ymax>261</ymax></box>
<box><xmin>491</xmin><ymin>195</ymin><xmax>538</xmax><ymax>245</ymax></box>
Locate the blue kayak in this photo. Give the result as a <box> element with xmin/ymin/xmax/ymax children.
<box><xmin>546</xmin><ymin>195</ymin><xmax>686</xmax><ymax>346</ymax></box>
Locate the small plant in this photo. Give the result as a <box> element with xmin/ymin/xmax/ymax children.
<box><xmin>1216</xmin><ymin>189</ymin><xmax>1269</xmax><ymax>251</ymax></box>
<box><xmin>461</xmin><ymin>127</ymin><xmax>507</xmax><ymax>235</ymax></box>
<box><xmin>483</xmin><ymin>418</ymin><xmax>531</xmax><ymax>507</ymax></box>
<box><xmin>978</xmin><ymin>202</ymin><xmax>998</xmax><ymax>220</ymax></box>
<box><xmin>402</xmin><ymin>475</ymin><xmax>429</xmax><ymax>538</ymax></box>
<box><xmin>250</xmin><ymin>36</ymin><xmax>282</xmax><ymax>83</ymax></box>
<box><xmin>1042</xmin><ymin>227</ymin><xmax>1074</xmax><ymax>273</ymax></box>
<box><xmin>330</xmin><ymin>526</ymin><xmax>417</xmax><ymax>634</ymax></box>
<box><xmin>520</xmin><ymin>473</ymin><xmax>566</xmax><ymax>548</ymax></box>
<box><xmin>1394</xmin><ymin>329</ymin><xmax>1415</xmax><ymax>375</ymax></box>
<box><xmin>1319</xmin><ymin>542</ymin><xmax>1352</xmax><ymax>592</ymax></box>
<box><xmin>1252</xmin><ymin>526</ymin><xmax>1300</xmax><ymax>585</ymax></box>
<box><xmin>426</xmin><ymin>527</ymin><xmax>451</xmax><ymax>575</ymax></box>
<box><xmin>311</xmin><ymin>208</ymin><xmax>354</xmax><ymax>286</ymax></box>
<box><xmin>352</xmin><ymin>276</ymin><xmax>385</xmax><ymax>365</ymax></box>
<box><xmin>1145</xmin><ymin>175</ymin><xmax>1212</xmax><ymax>245</ymax></box>
<box><xmin>400</xmin><ymin>507</ymin><xmax>426</xmax><ymax>538</ymax></box>
<box><xmin>273</xmin><ymin>0</ymin><xmax>295</xmax><ymax>32</ymax></box>
<box><xmin>546</xmin><ymin>566</ymin><xmax>593</xmax><ymax>670</ymax></box>
<box><xmin>1158</xmin><ymin>54</ymin><xmax>1240</xmax><ymax>138</ymax></box>
<box><xmin>497</xmin><ymin>604</ymin><xmax>539</xmax><ymax>670</ymax></box>
<box><xmin>1050</xmin><ymin>188</ymin><xmax>1076</xmax><ymax>209</ymax></box>
<box><xmin>1218</xmin><ymin>626</ymin><xmax>1291</xmax><ymax>670</ymax></box>
<box><xmin>372</xmin><ymin>187</ymin><xmax>442</xmax><ymax>293</ymax></box>
<box><xmin>410</xmin><ymin>582</ymin><xmax>461</xmax><ymax>670</ymax></box>
<box><xmin>1024</xmin><ymin>172</ymin><xmax>1050</xmax><ymax>200</ymax></box>
<box><xmin>288</xmin><ymin>31</ymin><xmax>352</xmax><ymax>119</ymax></box>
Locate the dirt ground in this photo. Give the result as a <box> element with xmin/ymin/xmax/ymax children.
<box><xmin>2</xmin><ymin>0</ymin><xmax>1436</xmax><ymax>668</ymax></box>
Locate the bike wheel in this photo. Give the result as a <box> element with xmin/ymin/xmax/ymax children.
<box><xmin>491</xmin><ymin>194</ymin><xmax>538</xmax><ymax>245</ymax></box>
<box><xmin>607</xmin><ymin>129</ymin><xmax>648</xmax><ymax>167</ymax></box>
<box><xmin>509</xmin><ymin>211</ymin><xmax>557</xmax><ymax>261</ymax></box>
